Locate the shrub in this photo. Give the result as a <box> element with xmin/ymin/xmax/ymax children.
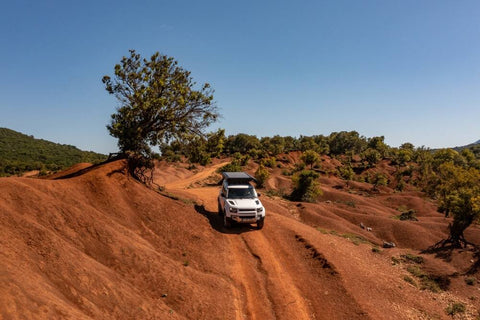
<box><xmin>403</xmin><ymin>275</ymin><xmax>416</xmax><ymax>286</ymax></box>
<box><xmin>294</xmin><ymin>162</ymin><xmax>306</xmax><ymax>172</ymax></box>
<box><xmin>372</xmin><ymin>172</ymin><xmax>388</xmax><ymax>190</ymax></box>
<box><xmin>372</xmin><ymin>246</ymin><xmax>382</xmax><ymax>253</ymax></box>
<box><xmin>341</xmin><ymin>233</ymin><xmax>368</xmax><ymax>246</ymax></box>
<box><xmin>465</xmin><ymin>277</ymin><xmax>476</xmax><ymax>286</ymax></box>
<box><xmin>397</xmin><ymin>209</ymin><xmax>418</xmax><ymax>221</ymax></box>
<box><xmin>262</xmin><ymin>157</ymin><xmax>276</xmax><ymax>168</ymax></box>
<box><xmin>290</xmin><ymin>170</ymin><xmax>322</xmax><ymax>202</ymax></box>
<box><xmin>407</xmin><ymin>266</ymin><xmax>448</xmax><ymax>292</ymax></box>
<box><xmin>362</xmin><ymin>148</ymin><xmax>382</xmax><ymax>167</ymax></box>
<box><xmin>338</xmin><ymin>165</ymin><xmax>355</xmax><ymax>181</ymax></box>
<box><xmin>407</xmin><ymin>265</ymin><xmax>424</xmax><ymax>277</ymax></box>
<box><xmin>445</xmin><ymin>302</ymin><xmax>466</xmax><ymax>316</ymax></box>
<box><xmin>255</xmin><ymin>165</ymin><xmax>269</xmax><ymax>188</ymax></box>
<box><xmin>401</xmin><ymin>253</ymin><xmax>424</xmax><ymax>264</ymax></box>
<box><xmin>396</xmin><ymin>179</ymin><xmax>406</xmax><ymax>192</ymax></box>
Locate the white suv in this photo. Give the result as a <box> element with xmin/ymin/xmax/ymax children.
<box><xmin>218</xmin><ymin>172</ymin><xmax>265</xmax><ymax>229</ymax></box>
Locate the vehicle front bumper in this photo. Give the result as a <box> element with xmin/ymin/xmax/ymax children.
<box><xmin>230</xmin><ymin>215</ymin><xmax>264</xmax><ymax>223</ymax></box>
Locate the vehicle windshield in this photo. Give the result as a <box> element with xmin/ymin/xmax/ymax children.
<box><xmin>228</xmin><ymin>187</ymin><xmax>255</xmax><ymax>199</ymax></box>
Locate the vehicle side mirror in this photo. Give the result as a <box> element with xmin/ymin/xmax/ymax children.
<box><xmin>221</xmin><ymin>192</ymin><xmax>226</xmax><ymax>197</ymax></box>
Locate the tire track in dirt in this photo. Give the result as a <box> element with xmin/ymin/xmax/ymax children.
<box><xmin>240</xmin><ymin>232</ymin><xmax>312</xmax><ymax>319</ymax></box>
<box><xmin>225</xmin><ymin>234</ymin><xmax>275</xmax><ymax>320</ymax></box>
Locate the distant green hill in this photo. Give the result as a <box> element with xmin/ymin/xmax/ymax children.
<box><xmin>0</xmin><ymin>128</ymin><xmax>107</xmax><ymax>176</ymax></box>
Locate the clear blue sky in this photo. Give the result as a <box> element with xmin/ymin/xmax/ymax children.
<box><xmin>1</xmin><ymin>0</ymin><xmax>479</xmax><ymax>154</ymax></box>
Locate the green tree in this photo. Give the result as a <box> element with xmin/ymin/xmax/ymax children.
<box><xmin>290</xmin><ymin>170</ymin><xmax>322</xmax><ymax>202</ymax></box>
<box><xmin>328</xmin><ymin>131</ymin><xmax>367</xmax><ymax>155</ymax></box>
<box><xmin>225</xmin><ymin>134</ymin><xmax>261</xmax><ymax>155</ymax></box>
<box><xmin>362</xmin><ymin>148</ymin><xmax>382</xmax><ymax>167</ymax></box>
<box><xmin>367</xmin><ymin>136</ymin><xmax>389</xmax><ymax>158</ymax></box>
<box><xmin>205</xmin><ymin>129</ymin><xmax>226</xmax><ymax>158</ymax></box>
<box><xmin>298</xmin><ymin>136</ymin><xmax>319</xmax><ymax>153</ymax></box>
<box><xmin>102</xmin><ymin>50</ymin><xmax>218</xmax><ymax>181</ymax></box>
<box><xmin>301</xmin><ymin>150</ymin><xmax>320</xmax><ymax>169</ymax></box>
<box><xmin>183</xmin><ymin>135</ymin><xmax>211</xmax><ymax>166</ymax></box>
<box><xmin>338</xmin><ymin>165</ymin><xmax>355</xmax><ymax>187</ymax></box>
<box><xmin>268</xmin><ymin>135</ymin><xmax>286</xmax><ymax>155</ymax></box>
<box><xmin>434</xmin><ymin>163</ymin><xmax>480</xmax><ymax>247</ymax></box>
<box><xmin>371</xmin><ymin>172</ymin><xmax>388</xmax><ymax>191</ymax></box>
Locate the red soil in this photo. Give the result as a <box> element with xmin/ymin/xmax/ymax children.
<box><xmin>1</xmin><ymin>158</ymin><xmax>479</xmax><ymax>319</ymax></box>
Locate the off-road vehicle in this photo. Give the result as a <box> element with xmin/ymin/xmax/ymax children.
<box><xmin>218</xmin><ymin>172</ymin><xmax>265</xmax><ymax>229</ymax></box>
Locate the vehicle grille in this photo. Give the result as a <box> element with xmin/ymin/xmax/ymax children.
<box><xmin>239</xmin><ymin>208</ymin><xmax>255</xmax><ymax>212</ymax></box>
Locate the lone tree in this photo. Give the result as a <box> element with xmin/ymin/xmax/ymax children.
<box><xmin>301</xmin><ymin>150</ymin><xmax>320</xmax><ymax>169</ymax></box>
<box><xmin>102</xmin><ymin>50</ymin><xmax>218</xmax><ymax>182</ymax></box>
<box><xmin>435</xmin><ymin>163</ymin><xmax>480</xmax><ymax>248</ymax></box>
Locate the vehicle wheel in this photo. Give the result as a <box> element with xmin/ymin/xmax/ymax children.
<box><xmin>223</xmin><ymin>213</ymin><xmax>231</xmax><ymax>228</ymax></box>
<box><xmin>218</xmin><ymin>201</ymin><xmax>223</xmax><ymax>216</ymax></box>
<box><xmin>257</xmin><ymin>219</ymin><xmax>264</xmax><ymax>230</ymax></box>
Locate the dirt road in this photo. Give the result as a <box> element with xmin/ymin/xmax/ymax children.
<box><xmin>163</xmin><ymin>165</ymin><xmax>367</xmax><ymax>320</ymax></box>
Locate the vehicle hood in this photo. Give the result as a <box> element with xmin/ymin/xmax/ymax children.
<box><xmin>228</xmin><ymin>198</ymin><xmax>262</xmax><ymax>208</ymax></box>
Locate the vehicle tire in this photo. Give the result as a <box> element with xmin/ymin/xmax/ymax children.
<box><xmin>223</xmin><ymin>213</ymin><xmax>231</xmax><ymax>228</ymax></box>
<box><xmin>218</xmin><ymin>201</ymin><xmax>223</xmax><ymax>216</ymax></box>
<box><xmin>257</xmin><ymin>219</ymin><xmax>264</xmax><ymax>230</ymax></box>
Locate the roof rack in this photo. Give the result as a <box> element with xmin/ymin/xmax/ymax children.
<box><xmin>221</xmin><ymin>172</ymin><xmax>257</xmax><ymax>184</ymax></box>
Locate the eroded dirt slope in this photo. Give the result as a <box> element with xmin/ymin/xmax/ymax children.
<box><xmin>1</xmin><ymin>160</ymin><xmax>479</xmax><ymax>319</ymax></box>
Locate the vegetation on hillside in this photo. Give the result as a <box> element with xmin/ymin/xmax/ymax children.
<box><xmin>161</xmin><ymin>130</ymin><xmax>480</xmax><ymax>247</ymax></box>
<box><xmin>0</xmin><ymin>128</ymin><xmax>106</xmax><ymax>176</ymax></box>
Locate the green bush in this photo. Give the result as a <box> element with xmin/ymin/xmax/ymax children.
<box><xmin>445</xmin><ymin>302</ymin><xmax>466</xmax><ymax>316</ymax></box>
<box><xmin>401</xmin><ymin>253</ymin><xmax>423</xmax><ymax>264</ymax></box>
<box><xmin>290</xmin><ymin>170</ymin><xmax>322</xmax><ymax>202</ymax></box>
<box><xmin>403</xmin><ymin>275</ymin><xmax>416</xmax><ymax>286</ymax></box>
<box><xmin>397</xmin><ymin>209</ymin><xmax>418</xmax><ymax>221</ymax></box>
<box><xmin>262</xmin><ymin>157</ymin><xmax>276</xmax><ymax>168</ymax></box>
<box><xmin>255</xmin><ymin>165</ymin><xmax>269</xmax><ymax>188</ymax></box>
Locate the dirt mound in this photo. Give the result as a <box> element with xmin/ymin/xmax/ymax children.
<box><xmin>2</xmin><ymin>159</ymin><xmax>479</xmax><ymax>319</ymax></box>
<box><xmin>0</xmin><ymin>161</ymin><xmax>235</xmax><ymax>319</ymax></box>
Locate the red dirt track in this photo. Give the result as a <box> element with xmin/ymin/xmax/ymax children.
<box><xmin>1</xmin><ymin>160</ymin><xmax>479</xmax><ymax>319</ymax></box>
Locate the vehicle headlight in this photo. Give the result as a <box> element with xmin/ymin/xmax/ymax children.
<box><xmin>229</xmin><ymin>207</ymin><xmax>238</xmax><ymax>213</ymax></box>
<box><xmin>257</xmin><ymin>207</ymin><xmax>263</xmax><ymax>213</ymax></box>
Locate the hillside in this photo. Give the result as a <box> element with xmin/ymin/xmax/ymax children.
<box><xmin>453</xmin><ymin>139</ymin><xmax>480</xmax><ymax>152</ymax></box>
<box><xmin>0</xmin><ymin>128</ymin><xmax>106</xmax><ymax>176</ymax></box>
<box><xmin>1</xmin><ymin>158</ymin><xmax>479</xmax><ymax>319</ymax></box>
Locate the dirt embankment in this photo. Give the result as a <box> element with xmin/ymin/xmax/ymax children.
<box><xmin>1</xmin><ymin>159</ymin><xmax>479</xmax><ymax>319</ymax></box>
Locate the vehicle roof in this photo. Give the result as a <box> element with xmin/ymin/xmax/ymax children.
<box><xmin>222</xmin><ymin>172</ymin><xmax>255</xmax><ymax>180</ymax></box>
<box><xmin>222</xmin><ymin>172</ymin><xmax>257</xmax><ymax>185</ymax></box>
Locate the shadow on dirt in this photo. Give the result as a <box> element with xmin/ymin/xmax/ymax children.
<box><xmin>421</xmin><ymin>244</ymin><xmax>455</xmax><ymax>262</ymax></box>
<box><xmin>422</xmin><ymin>241</ymin><xmax>480</xmax><ymax>275</ymax></box>
<box><xmin>194</xmin><ymin>204</ymin><xmax>258</xmax><ymax>235</ymax></box>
